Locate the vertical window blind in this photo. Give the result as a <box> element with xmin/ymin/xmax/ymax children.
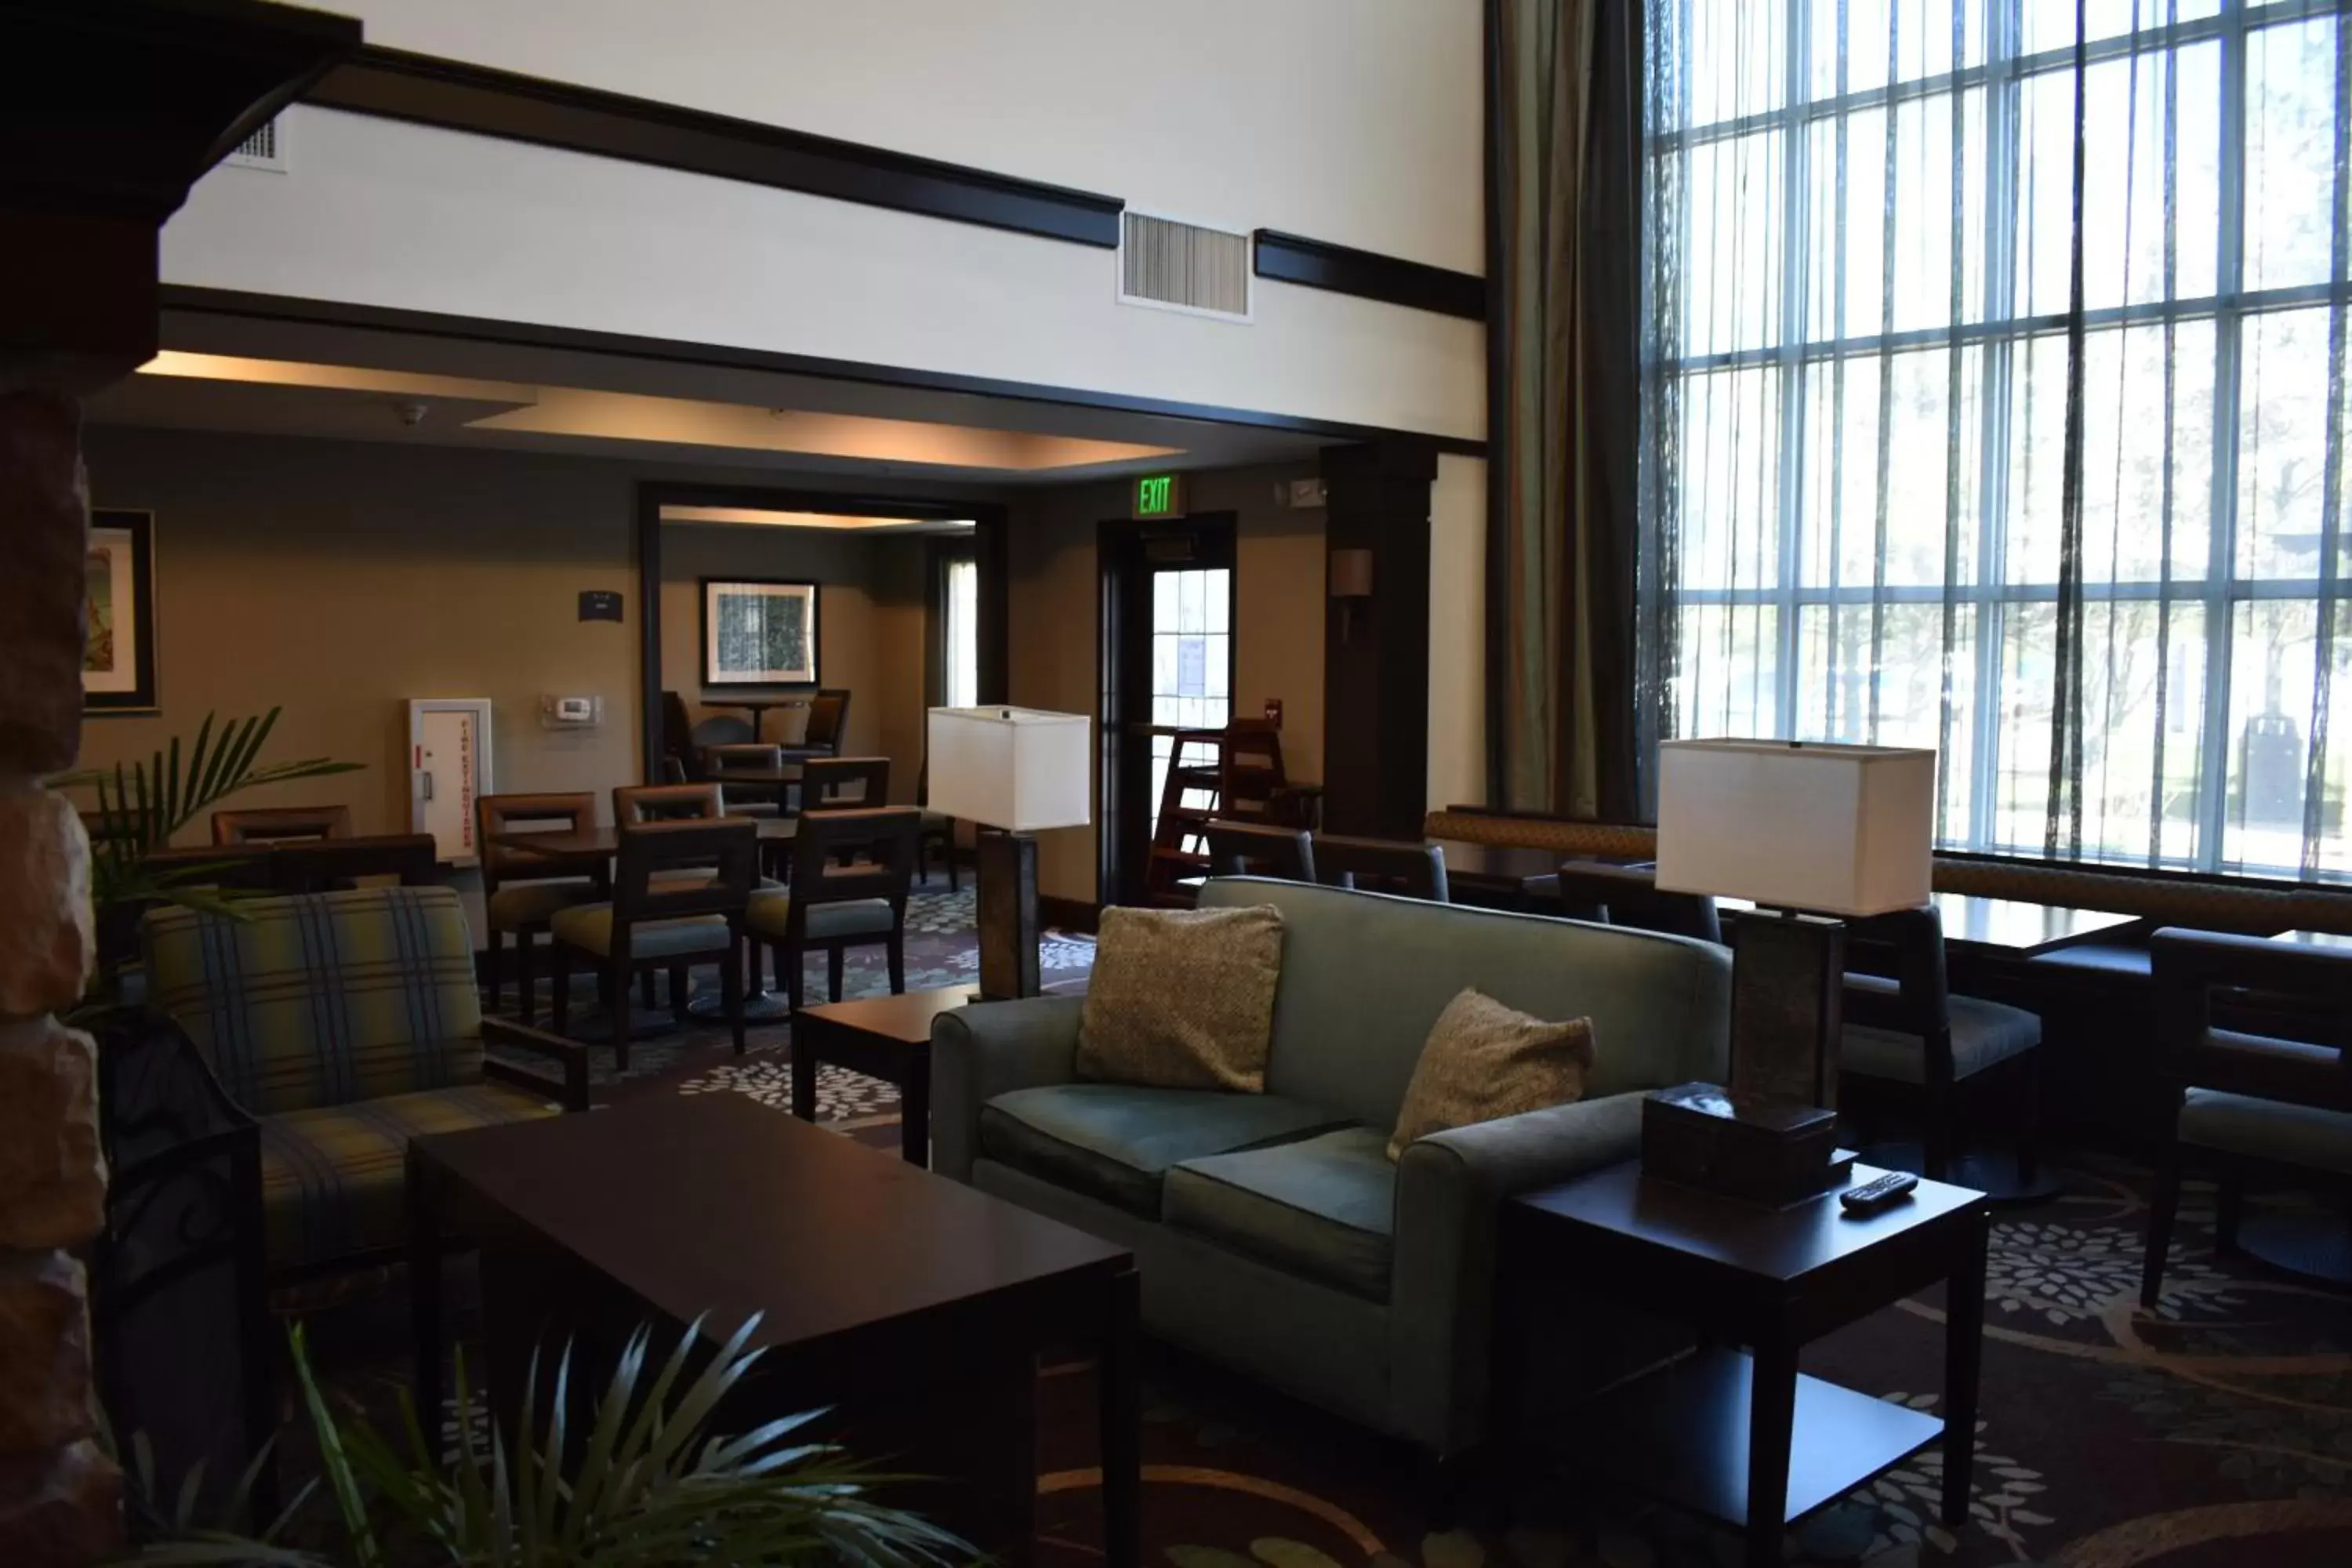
<box><xmin>1637</xmin><ymin>0</ymin><xmax>2352</xmax><ymax>879</ymax></box>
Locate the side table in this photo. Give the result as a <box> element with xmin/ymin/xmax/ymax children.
<box><xmin>1499</xmin><ymin>1160</ymin><xmax>1989</xmax><ymax>1568</ymax></box>
<box><xmin>790</xmin><ymin>985</ymin><xmax>978</xmax><ymax>1165</ymax></box>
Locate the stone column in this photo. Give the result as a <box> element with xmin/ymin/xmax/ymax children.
<box><xmin>0</xmin><ymin>390</ymin><xmax>118</xmax><ymax>1563</ymax></box>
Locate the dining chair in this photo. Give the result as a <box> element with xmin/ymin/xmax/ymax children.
<box><xmin>1311</xmin><ymin>833</ymin><xmax>1450</xmax><ymax>902</ymax></box>
<box><xmin>779</xmin><ymin>689</ymin><xmax>851</xmax><ymax>762</ymax></box>
<box><xmin>550</xmin><ymin>818</ymin><xmax>757</xmax><ymax>1069</ymax></box>
<box><xmin>2141</xmin><ymin>928</ymin><xmax>2352</xmax><ymax>1306</ymax></box>
<box><xmin>746</xmin><ymin>806</ymin><xmax>920</xmax><ymax>1009</ymax></box>
<box><xmin>1838</xmin><ymin>905</ymin><xmax>2045</xmax><ymax>1182</ymax></box>
<box><xmin>212</xmin><ymin>804</ymin><xmax>352</xmax><ymax>844</ymax></box>
<box><xmin>799</xmin><ymin>756</ymin><xmax>889</xmax><ymax>811</ymax></box>
<box><xmin>613</xmin><ymin>782</ymin><xmax>722</xmax><ymax>822</ymax></box>
<box><xmin>1555</xmin><ymin>861</ymin><xmax>1720</xmax><ymax>942</ymax></box>
<box><xmin>476</xmin><ymin>793</ymin><xmax>603</xmax><ymax>1026</ymax></box>
<box><xmin>702</xmin><ymin>742</ymin><xmax>786</xmax><ymax>817</ymax></box>
<box><xmin>1203</xmin><ymin>820</ymin><xmax>1316</xmax><ymax>881</ymax></box>
<box><xmin>916</xmin><ymin>757</ymin><xmax>958</xmax><ymax>893</ymax></box>
<box><xmin>660</xmin><ymin>691</ymin><xmax>700</xmax><ymax>781</ymax></box>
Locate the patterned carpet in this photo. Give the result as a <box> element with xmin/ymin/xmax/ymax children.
<box><xmin>332</xmin><ymin>887</ymin><xmax>2352</xmax><ymax>1566</ymax></box>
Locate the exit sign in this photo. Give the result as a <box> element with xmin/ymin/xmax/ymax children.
<box><xmin>1133</xmin><ymin>473</ymin><xmax>1186</xmax><ymax>519</ymax></box>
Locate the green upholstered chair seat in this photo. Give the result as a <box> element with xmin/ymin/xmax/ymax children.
<box><xmin>144</xmin><ymin>887</ymin><xmax>484</xmax><ymax>1116</ymax></box>
<box><xmin>2179</xmin><ymin>1087</ymin><xmax>2352</xmax><ymax>1175</ymax></box>
<box><xmin>743</xmin><ymin>892</ymin><xmax>897</xmax><ymax>941</ymax></box>
<box><xmin>979</xmin><ymin>1083</ymin><xmax>1351</xmax><ymax>1220</ymax></box>
<box><xmin>486</xmin><ymin>878</ymin><xmax>603</xmax><ymax>931</ymax></box>
<box><xmin>259</xmin><ymin>1082</ymin><xmax>559</xmax><ymax>1268</ymax></box>
<box><xmin>550</xmin><ymin>903</ymin><xmax>733</xmax><ymax>960</ymax></box>
<box><xmin>1164</xmin><ymin>1126</ymin><xmax>1396</xmax><ymax>1301</ymax></box>
<box><xmin>1841</xmin><ymin>994</ymin><xmax>2042</xmax><ymax>1084</ymax></box>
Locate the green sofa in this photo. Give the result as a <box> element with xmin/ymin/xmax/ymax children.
<box><xmin>932</xmin><ymin>876</ymin><xmax>1733</xmax><ymax>1461</ymax></box>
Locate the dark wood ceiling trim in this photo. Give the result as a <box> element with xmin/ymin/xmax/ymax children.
<box><xmin>307</xmin><ymin>45</ymin><xmax>1126</xmax><ymax>249</ymax></box>
<box><xmin>158</xmin><ymin>285</ymin><xmax>1488</xmax><ymax>457</ymax></box>
<box><xmin>1254</xmin><ymin>230</ymin><xmax>1486</xmax><ymax>321</ymax></box>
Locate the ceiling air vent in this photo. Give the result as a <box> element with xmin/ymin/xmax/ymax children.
<box><xmin>1119</xmin><ymin>211</ymin><xmax>1251</xmax><ymax>322</ymax></box>
<box><xmin>223</xmin><ymin>117</ymin><xmax>287</xmax><ymax>172</ymax></box>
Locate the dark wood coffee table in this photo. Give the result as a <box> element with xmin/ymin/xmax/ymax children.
<box><xmin>791</xmin><ymin>985</ymin><xmax>978</xmax><ymax>1166</ymax></box>
<box><xmin>406</xmin><ymin>1094</ymin><xmax>1139</xmax><ymax>1565</ymax></box>
<box><xmin>1499</xmin><ymin>1160</ymin><xmax>1988</xmax><ymax>1568</ymax></box>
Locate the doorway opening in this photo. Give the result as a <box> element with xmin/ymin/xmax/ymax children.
<box><xmin>1098</xmin><ymin>513</ymin><xmax>1237</xmax><ymax>907</ymax></box>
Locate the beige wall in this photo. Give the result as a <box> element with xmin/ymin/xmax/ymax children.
<box><xmin>1428</xmin><ymin>453</ymin><xmax>1487</xmax><ymax>810</ymax></box>
<box><xmin>79</xmin><ymin>428</ymin><xmax>645</xmax><ymax>842</ymax></box>
<box><xmin>1005</xmin><ymin>461</ymin><xmax>1327</xmax><ymax>903</ymax></box>
<box><xmin>657</xmin><ymin>524</ymin><xmax>931</xmax><ymax>801</ymax></box>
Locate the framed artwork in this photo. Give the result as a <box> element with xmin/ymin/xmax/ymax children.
<box><xmin>85</xmin><ymin>508</ymin><xmax>158</xmax><ymax>713</ymax></box>
<box><xmin>700</xmin><ymin>578</ymin><xmax>820</xmax><ymax>688</ymax></box>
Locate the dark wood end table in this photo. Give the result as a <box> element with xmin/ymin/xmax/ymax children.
<box><xmin>791</xmin><ymin>985</ymin><xmax>978</xmax><ymax>1165</ymax></box>
<box><xmin>407</xmin><ymin>1094</ymin><xmax>1139</xmax><ymax>1565</ymax></box>
<box><xmin>1501</xmin><ymin>1160</ymin><xmax>1988</xmax><ymax>1567</ymax></box>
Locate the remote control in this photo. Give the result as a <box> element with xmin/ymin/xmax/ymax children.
<box><xmin>1838</xmin><ymin>1171</ymin><xmax>1919</xmax><ymax>1214</ymax></box>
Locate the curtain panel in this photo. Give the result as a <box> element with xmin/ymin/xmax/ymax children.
<box><xmin>1637</xmin><ymin>0</ymin><xmax>2352</xmax><ymax>882</ymax></box>
<box><xmin>1486</xmin><ymin>0</ymin><xmax>1648</xmax><ymax>822</ymax></box>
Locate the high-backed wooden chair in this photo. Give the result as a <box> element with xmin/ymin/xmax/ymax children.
<box><xmin>1839</xmin><ymin>905</ymin><xmax>2045</xmax><ymax>1182</ymax></box>
<box><xmin>613</xmin><ymin>782</ymin><xmax>722</xmax><ymax>823</ymax></box>
<box><xmin>1555</xmin><ymin>861</ymin><xmax>1720</xmax><ymax>942</ymax></box>
<box><xmin>779</xmin><ymin>688</ymin><xmax>851</xmax><ymax>761</ymax></box>
<box><xmin>212</xmin><ymin>804</ymin><xmax>351</xmax><ymax>845</ymax></box>
<box><xmin>1312</xmin><ymin>833</ymin><xmax>1450</xmax><ymax>902</ymax></box>
<box><xmin>660</xmin><ymin>691</ymin><xmax>700</xmax><ymax>781</ymax></box>
<box><xmin>550</xmin><ymin>819</ymin><xmax>757</xmax><ymax>1069</ymax></box>
<box><xmin>916</xmin><ymin>757</ymin><xmax>958</xmax><ymax>892</ymax></box>
<box><xmin>799</xmin><ymin>756</ymin><xmax>888</xmax><ymax>811</ymax></box>
<box><xmin>746</xmin><ymin>807</ymin><xmax>920</xmax><ymax>1008</ymax></box>
<box><xmin>1203</xmin><ymin>820</ymin><xmax>1316</xmax><ymax>881</ymax></box>
<box><xmin>702</xmin><ymin>742</ymin><xmax>786</xmax><ymax>816</ymax></box>
<box><xmin>2142</xmin><ymin>929</ymin><xmax>2352</xmax><ymax>1305</ymax></box>
<box><xmin>477</xmin><ymin>793</ymin><xmax>602</xmax><ymax>1026</ymax></box>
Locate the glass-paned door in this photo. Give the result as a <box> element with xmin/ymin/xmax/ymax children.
<box><xmin>1102</xmin><ymin>516</ymin><xmax>1238</xmax><ymax>905</ymax></box>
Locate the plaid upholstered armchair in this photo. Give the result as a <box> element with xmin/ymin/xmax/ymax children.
<box><xmin>141</xmin><ymin>885</ymin><xmax>589</xmax><ymax>1280</ymax></box>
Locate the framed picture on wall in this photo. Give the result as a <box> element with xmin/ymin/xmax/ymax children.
<box><xmin>85</xmin><ymin>508</ymin><xmax>158</xmax><ymax>713</ymax></box>
<box><xmin>700</xmin><ymin>577</ymin><xmax>820</xmax><ymax>688</ymax></box>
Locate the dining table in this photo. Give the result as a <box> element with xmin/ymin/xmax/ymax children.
<box><xmin>1427</xmin><ymin>838</ymin><xmax>1612</xmax><ymax>905</ymax></box>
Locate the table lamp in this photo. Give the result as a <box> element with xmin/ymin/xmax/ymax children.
<box><xmin>1654</xmin><ymin>739</ymin><xmax>1936</xmax><ymax>1111</ymax></box>
<box><xmin>925</xmin><ymin>706</ymin><xmax>1093</xmax><ymax>1000</ymax></box>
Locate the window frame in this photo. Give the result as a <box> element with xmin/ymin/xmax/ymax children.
<box><xmin>1652</xmin><ymin>0</ymin><xmax>2352</xmax><ymax>879</ymax></box>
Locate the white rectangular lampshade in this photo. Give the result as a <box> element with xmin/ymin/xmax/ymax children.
<box><xmin>1653</xmin><ymin>739</ymin><xmax>1936</xmax><ymax>916</ymax></box>
<box><xmin>925</xmin><ymin>706</ymin><xmax>1093</xmax><ymax>833</ymax></box>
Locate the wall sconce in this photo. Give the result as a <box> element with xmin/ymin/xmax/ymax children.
<box><xmin>1330</xmin><ymin>548</ymin><xmax>1374</xmax><ymax>642</ymax></box>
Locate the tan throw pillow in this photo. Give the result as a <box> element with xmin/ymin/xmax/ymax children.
<box><xmin>1076</xmin><ymin>904</ymin><xmax>1286</xmax><ymax>1092</ymax></box>
<box><xmin>1388</xmin><ymin>988</ymin><xmax>1596</xmax><ymax>1160</ymax></box>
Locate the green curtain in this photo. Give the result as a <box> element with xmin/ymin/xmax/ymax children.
<box><xmin>1485</xmin><ymin>0</ymin><xmax>1643</xmax><ymax>822</ymax></box>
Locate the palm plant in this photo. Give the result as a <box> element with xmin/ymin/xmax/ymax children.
<box><xmin>49</xmin><ymin>708</ymin><xmax>361</xmax><ymax>1003</ymax></box>
<box><xmin>118</xmin><ymin>1317</ymin><xmax>969</xmax><ymax>1567</ymax></box>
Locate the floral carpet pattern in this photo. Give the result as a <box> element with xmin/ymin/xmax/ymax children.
<box><xmin>357</xmin><ymin>884</ymin><xmax>2352</xmax><ymax>1566</ymax></box>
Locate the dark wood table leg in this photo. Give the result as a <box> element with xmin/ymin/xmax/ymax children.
<box><xmin>406</xmin><ymin>1144</ymin><xmax>445</xmax><ymax>1465</ymax></box>
<box><xmin>899</xmin><ymin>1045</ymin><xmax>931</xmax><ymax>1167</ymax></box>
<box><xmin>1099</xmin><ymin>1265</ymin><xmax>1142</xmax><ymax>1568</ymax></box>
<box><xmin>1745</xmin><ymin>1335</ymin><xmax>1798</xmax><ymax>1568</ymax></box>
<box><xmin>790</xmin><ymin>1023</ymin><xmax>820</xmax><ymax>1123</ymax></box>
<box><xmin>1942</xmin><ymin>1206</ymin><xmax>1987</xmax><ymax>1529</ymax></box>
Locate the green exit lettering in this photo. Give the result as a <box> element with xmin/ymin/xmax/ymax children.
<box><xmin>1137</xmin><ymin>475</ymin><xmax>1174</xmax><ymax>515</ymax></box>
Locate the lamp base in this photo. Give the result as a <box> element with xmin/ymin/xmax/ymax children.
<box><xmin>975</xmin><ymin>829</ymin><xmax>1041</xmax><ymax>1001</ymax></box>
<box><xmin>1729</xmin><ymin>909</ymin><xmax>1845</xmax><ymax>1111</ymax></box>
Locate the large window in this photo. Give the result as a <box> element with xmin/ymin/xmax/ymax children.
<box><xmin>941</xmin><ymin>554</ymin><xmax>979</xmax><ymax>710</ymax></box>
<box><xmin>1642</xmin><ymin>0</ymin><xmax>2352</xmax><ymax>879</ymax></box>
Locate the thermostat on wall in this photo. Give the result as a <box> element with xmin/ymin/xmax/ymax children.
<box><xmin>541</xmin><ymin>695</ymin><xmax>603</xmax><ymax>728</ymax></box>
